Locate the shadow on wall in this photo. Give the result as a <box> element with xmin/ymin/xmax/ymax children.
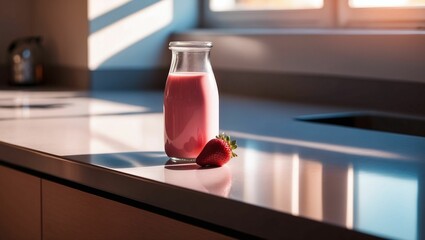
<box><xmin>88</xmin><ymin>0</ymin><xmax>199</xmax><ymax>89</ymax></box>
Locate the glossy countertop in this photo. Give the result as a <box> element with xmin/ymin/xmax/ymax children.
<box><xmin>0</xmin><ymin>90</ymin><xmax>424</xmax><ymax>239</ymax></box>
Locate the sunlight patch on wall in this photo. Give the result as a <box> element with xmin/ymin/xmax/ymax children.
<box><xmin>88</xmin><ymin>0</ymin><xmax>173</xmax><ymax>70</ymax></box>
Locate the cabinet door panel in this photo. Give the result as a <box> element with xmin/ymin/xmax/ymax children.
<box><xmin>0</xmin><ymin>165</ymin><xmax>41</xmax><ymax>240</ymax></box>
<box><xmin>42</xmin><ymin>180</ymin><xmax>231</xmax><ymax>240</ymax></box>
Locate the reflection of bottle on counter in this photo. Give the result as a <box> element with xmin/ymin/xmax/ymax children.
<box><xmin>164</xmin><ymin>164</ymin><xmax>232</xmax><ymax>197</ymax></box>
<box><xmin>297</xmin><ymin>157</ymin><xmax>352</xmax><ymax>227</ymax></box>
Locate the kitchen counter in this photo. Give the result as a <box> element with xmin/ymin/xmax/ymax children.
<box><xmin>0</xmin><ymin>90</ymin><xmax>424</xmax><ymax>239</ymax></box>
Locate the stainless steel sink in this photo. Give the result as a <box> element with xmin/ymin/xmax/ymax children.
<box><xmin>296</xmin><ymin>112</ymin><xmax>425</xmax><ymax>137</ymax></box>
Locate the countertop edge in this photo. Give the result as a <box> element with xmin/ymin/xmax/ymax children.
<box><xmin>0</xmin><ymin>141</ymin><xmax>380</xmax><ymax>239</ymax></box>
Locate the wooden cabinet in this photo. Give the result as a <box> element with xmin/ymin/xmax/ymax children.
<box><xmin>0</xmin><ymin>165</ymin><xmax>41</xmax><ymax>240</ymax></box>
<box><xmin>42</xmin><ymin>180</ymin><xmax>231</xmax><ymax>240</ymax></box>
<box><xmin>0</xmin><ymin>165</ymin><xmax>230</xmax><ymax>239</ymax></box>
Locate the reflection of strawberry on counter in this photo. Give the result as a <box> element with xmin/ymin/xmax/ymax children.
<box><xmin>164</xmin><ymin>133</ymin><xmax>236</xmax><ymax>197</ymax></box>
<box><xmin>196</xmin><ymin>166</ymin><xmax>232</xmax><ymax>197</ymax></box>
<box><xmin>164</xmin><ymin>164</ymin><xmax>232</xmax><ymax>198</ymax></box>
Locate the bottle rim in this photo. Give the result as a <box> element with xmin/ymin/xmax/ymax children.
<box><xmin>169</xmin><ymin>41</ymin><xmax>212</xmax><ymax>51</ymax></box>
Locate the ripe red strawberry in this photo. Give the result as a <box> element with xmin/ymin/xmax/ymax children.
<box><xmin>196</xmin><ymin>133</ymin><xmax>237</xmax><ymax>167</ymax></box>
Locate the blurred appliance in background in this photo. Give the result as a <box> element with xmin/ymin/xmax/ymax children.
<box><xmin>8</xmin><ymin>36</ymin><xmax>43</xmax><ymax>85</ymax></box>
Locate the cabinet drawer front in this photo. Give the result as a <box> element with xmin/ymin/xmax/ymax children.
<box><xmin>42</xmin><ymin>180</ymin><xmax>232</xmax><ymax>240</ymax></box>
<box><xmin>0</xmin><ymin>165</ymin><xmax>41</xmax><ymax>240</ymax></box>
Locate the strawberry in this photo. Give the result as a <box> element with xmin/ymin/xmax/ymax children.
<box><xmin>196</xmin><ymin>133</ymin><xmax>238</xmax><ymax>167</ymax></box>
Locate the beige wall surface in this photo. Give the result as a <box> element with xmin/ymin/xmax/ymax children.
<box><xmin>1</xmin><ymin>0</ymin><xmax>196</xmax><ymax>70</ymax></box>
<box><xmin>33</xmin><ymin>0</ymin><xmax>88</xmax><ymax>68</ymax></box>
<box><xmin>0</xmin><ymin>0</ymin><xmax>198</xmax><ymax>89</ymax></box>
<box><xmin>0</xmin><ymin>0</ymin><xmax>88</xmax><ymax>68</ymax></box>
<box><xmin>0</xmin><ymin>0</ymin><xmax>33</xmax><ymax>65</ymax></box>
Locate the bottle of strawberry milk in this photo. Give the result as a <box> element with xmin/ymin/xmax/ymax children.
<box><xmin>164</xmin><ymin>41</ymin><xmax>219</xmax><ymax>161</ymax></box>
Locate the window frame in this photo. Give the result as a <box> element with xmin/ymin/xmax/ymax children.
<box><xmin>338</xmin><ymin>1</ymin><xmax>425</xmax><ymax>29</ymax></box>
<box><xmin>202</xmin><ymin>0</ymin><xmax>425</xmax><ymax>29</ymax></box>
<box><xmin>202</xmin><ymin>0</ymin><xmax>336</xmax><ymax>28</ymax></box>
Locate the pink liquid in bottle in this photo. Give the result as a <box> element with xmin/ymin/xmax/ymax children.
<box><xmin>164</xmin><ymin>72</ymin><xmax>219</xmax><ymax>159</ymax></box>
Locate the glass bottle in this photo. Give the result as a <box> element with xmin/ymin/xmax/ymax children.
<box><xmin>164</xmin><ymin>41</ymin><xmax>219</xmax><ymax>161</ymax></box>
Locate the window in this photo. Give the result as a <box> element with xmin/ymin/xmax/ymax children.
<box><xmin>210</xmin><ymin>0</ymin><xmax>324</xmax><ymax>11</ymax></box>
<box><xmin>340</xmin><ymin>0</ymin><xmax>425</xmax><ymax>28</ymax></box>
<box><xmin>203</xmin><ymin>0</ymin><xmax>425</xmax><ymax>29</ymax></box>
<box><xmin>350</xmin><ymin>0</ymin><xmax>425</xmax><ymax>8</ymax></box>
<box><xmin>203</xmin><ymin>0</ymin><xmax>333</xmax><ymax>28</ymax></box>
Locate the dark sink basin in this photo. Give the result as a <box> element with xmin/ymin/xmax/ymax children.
<box><xmin>0</xmin><ymin>103</ymin><xmax>69</xmax><ymax>109</ymax></box>
<box><xmin>296</xmin><ymin>112</ymin><xmax>425</xmax><ymax>137</ymax></box>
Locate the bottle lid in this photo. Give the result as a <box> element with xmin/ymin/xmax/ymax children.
<box><xmin>169</xmin><ymin>41</ymin><xmax>212</xmax><ymax>51</ymax></box>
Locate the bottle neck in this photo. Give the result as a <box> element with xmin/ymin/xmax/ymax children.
<box><xmin>169</xmin><ymin>50</ymin><xmax>212</xmax><ymax>73</ymax></box>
